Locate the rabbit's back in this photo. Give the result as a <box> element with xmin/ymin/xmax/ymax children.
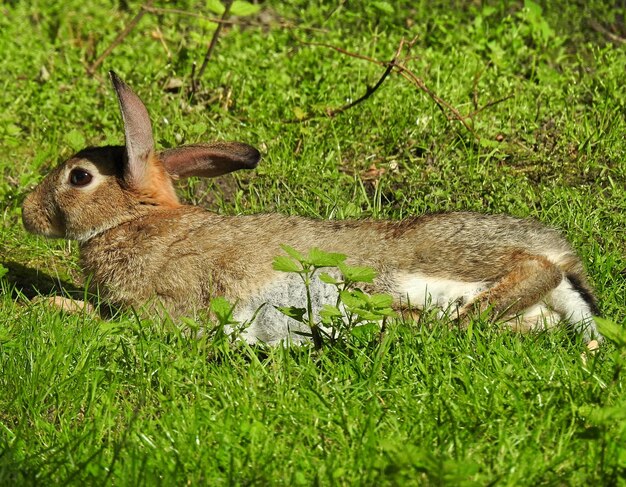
<box><xmin>389</xmin><ymin>212</ymin><xmax>583</xmax><ymax>279</ymax></box>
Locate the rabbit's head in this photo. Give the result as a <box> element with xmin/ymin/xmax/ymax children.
<box><xmin>22</xmin><ymin>71</ymin><xmax>260</xmax><ymax>242</ymax></box>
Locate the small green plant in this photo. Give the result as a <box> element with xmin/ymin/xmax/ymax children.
<box><xmin>272</xmin><ymin>245</ymin><xmax>396</xmax><ymax>349</ymax></box>
<box><xmin>205</xmin><ymin>295</ymin><xmax>251</xmax><ymax>352</ymax></box>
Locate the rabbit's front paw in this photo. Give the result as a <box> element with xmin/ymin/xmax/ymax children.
<box><xmin>32</xmin><ymin>295</ymin><xmax>95</xmax><ymax>314</ymax></box>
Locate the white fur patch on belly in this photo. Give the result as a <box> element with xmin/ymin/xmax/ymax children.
<box><xmin>395</xmin><ymin>272</ymin><xmax>488</xmax><ymax>310</ymax></box>
<box><xmin>231</xmin><ymin>272</ymin><xmax>339</xmax><ymax>345</ymax></box>
<box><xmin>227</xmin><ymin>270</ymin><xmax>599</xmax><ymax>345</ymax></box>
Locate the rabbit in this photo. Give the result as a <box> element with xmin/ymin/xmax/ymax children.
<box><xmin>22</xmin><ymin>71</ymin><xmax>602</xmax><ymax>345</ymax></box>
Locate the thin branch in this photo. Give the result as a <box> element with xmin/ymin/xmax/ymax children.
<box><xmin>195</xmin><ymin>0</ymin><xmax>234</xmax><ymax>84</ymax></box>
<box><xmin>393</xmin><ymin>64</ymin><xmax>479</xmax><ymax>139</ymax></box>
<box><xmin>191</xmin><ymin>0</ymin><xmax>233</xmax><ymax>96</ymax></box>
<box><xmin>152</xmin><ymin>25</ymin><xmax>172</xmax><ymax>59</ymax></box>
<box><xmin>284</xmin><ymin>38</ymin><xmax>405</xmax><ymax>123</ymax></box>
<box><xmin>143</xmin><ymin>5</ymin><xmax>238</xmax><ymax>24</ymax></box>
<box><xmin>327</xmin><ymin>62</ymin><xmax>395</xmax><ymax>117</ymax></box>
<box><xmin>588</xmin><ymin>19</ymin><xmax>626</xmax><ymax>45</ymax></box>
<box><xmin>294</xmin><ymin>37</ymin><xmax>385</xmax><ymax>66</ymax></box>
<box><xmin>468</xmin><ymin>94</ymin><xmax>515</xmax><ymax>118</ymax></box>
<box><xmin>472</xmin><ymin>70</ymin><xmax>481</xmax><ymax>112</ymax></box>
<box><xmin>284</xmin><ymin>57</ymin><xmax>396</xmax><ymax>123</ymax></box>
<box><xmin>87</xmin><ymin>0</ymin><xmax>155</xmax><ymax>76</ymax></box>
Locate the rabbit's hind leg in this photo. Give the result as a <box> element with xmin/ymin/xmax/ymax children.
<box><xmin>457</xmin><ymin>253</ymin><xmax>562</xmax><ymax>326</ymax></box>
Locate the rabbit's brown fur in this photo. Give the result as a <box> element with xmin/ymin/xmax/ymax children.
<box><xmin>22</xmin><ymin>72</ymin><xmax>601</xmax><ymax>344</ymax></box>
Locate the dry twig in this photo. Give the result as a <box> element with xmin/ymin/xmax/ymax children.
<box><xmin>468</xmin><ymin>94</ymin><xmax>515</xmax><ymax>118</ymax></box>
<box><xmin>588</xmin><ymin>19</ymin><xmax>626</xmax><ymax>45</ymax></box>
<box><xmin>151</xmin><ymin>25</ymin><xmax>172</xmax><ymax>59</ymax></box>
<box><xmin>325</xmin><ymin>61</ymin><xmax>395</xmax><ymax>117</ymax></box>
<box><xmin>472</xmin><ymin>70</ymin><xmax>482</xmax><ymax>112</ymax></box>
<box><xmin>393</xmin><ymin>64</ymin><xmax>479</xmax><ymax>139</ymax></box>
<box><xmin>295</xmin><ymin>38</ymin><xmax>386</xmax><ymax>66</ymax></box>
<box><xmin>284</xmin><ymin>41</ymin><xmax>403</xmax><ymax>123</ymax></box>
<box><xmin>287</xmin><ymin>63</ymin><xmax>395</xmax><ymax>123</ymax></box>
<box><xmin>193</xmin><ymin>0</ymin><xmax>234</xmax><ymax>95</ymax></box>
<box><xmin>87</xmin><ymin>0</ymin><xmax>155</xmax><ymax>75</ymax></box>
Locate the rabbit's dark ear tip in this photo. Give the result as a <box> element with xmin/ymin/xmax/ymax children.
<box><xmin>109</xmin><ymin>71</ymin><xmax>126</xmax><ymax>90</ymax></box>
<box><xmin>236</xmin><ymin>146</ymin><xmax>261</xmax><ymax>169</ymax></box>
<box><xmin>248</xmin><ymin>147</ymin><xmax>262</xmax><ymax>167</ymax></box>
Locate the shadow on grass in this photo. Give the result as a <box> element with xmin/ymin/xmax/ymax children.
<box><xmin>1</xmin><ymin>260</ymin><xmax>83</xmax><ymax>300</ymax></box>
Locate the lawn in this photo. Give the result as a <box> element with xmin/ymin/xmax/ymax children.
<box><xmin>1</xmin><ymin>0</ymin><xmax>625</xmax><ymax>484</ymax></box>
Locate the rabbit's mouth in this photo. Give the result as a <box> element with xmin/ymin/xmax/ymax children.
<box><xmin>22</xmin><ymin>191</ymin><xmax>65</xmax><ymax>239</ymax></box>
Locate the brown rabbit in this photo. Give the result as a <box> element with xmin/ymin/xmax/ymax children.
<box><xmin>22</xmin><ymin>72</ymin><xmax>601</xmax><ymax>344</ymax></box>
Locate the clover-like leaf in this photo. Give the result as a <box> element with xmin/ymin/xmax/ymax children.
<box><xmin>275</xmin><ymin>306</ymin><xmax>306</xmax><ymax>323</ymax></box>
<box><xmin>339</xmin><ymin>290</ymin><xmax>368</xmax><ymax>309</ymax></box>
<box><xmin>308</xmin><ymin>248</ymin><xmax>347</xmax><ymax>268</ymax></box>
<box><xmin>351</xmin><ymin>323</ymin><xmax>380</xmax><ymax>338</ymax></box>
<box><xmin>338</xmin><ymin>263</ymin><xmax>376</xmax><ymax>283</ymax></box>
<box><xmin>351</xmin><ymin>308</ymin><xmax>380</xmax><ymax>321</ymax></box>
<box><xmin>319</xmin><ymin>272</ymin><xmax>340</xmax><ymax>285</ymax></box>
<box><xmin>371</xmin><ymin>1</ymin><xmax>394</xmax><ymax>14</ymax></box>
<box><xmin>272</xmin><ymin>255</ymin><xmax>302</xmax><ymax>273</ymax></box>
<box><xmin>210</xmin><ymin>296</ymin><xmax>235</xmax><ymax>324</ymax></box>
<box><xmin>369</xmin><ymin>293</ymin><xmax>394</xmax><ymax>309</ymax></box>
<box><xmin>319</xmin><ymin>304</ymin><xmax>344</xmax><ymax>320</ymax></box>
<box><xmin>280</xmin><ymin>244</ymin><xmax>305</xmax><ymax>262</ymax></box>
<box><xmin>205</xmin><ymin>0</ymin><xmax>225</xmax><ymax>15</ymax></box>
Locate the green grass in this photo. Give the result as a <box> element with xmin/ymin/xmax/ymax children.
<box><xmin>1</xmin><ymin>0</ymin><xmax>626</xmax><ymax>484</ymax></box>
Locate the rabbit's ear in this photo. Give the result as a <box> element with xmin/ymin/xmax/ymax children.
<box><xmin>109</xmin><ymin>71</ymin><xmax>155</xmax><ymax>188</ymax></box>
<box><xmin>159</xmin><ymin>142</ymin><xmax>261</xmax><ymax>178</ymax></box>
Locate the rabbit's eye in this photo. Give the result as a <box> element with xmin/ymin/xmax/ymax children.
<box><xmin>69</xmin><ymin>168</ymin><xmax>93</xmax><ymax>187</ymax></box>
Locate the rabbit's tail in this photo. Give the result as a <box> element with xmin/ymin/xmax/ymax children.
<box><xmin>544</xmin><ymin>273</ymin><xmax>600</xmax><ymax>341</ymax></box>
<box><xmin>564</xmin><ymin>272</ymin><xmax>600</xmax><ymax>316</ymax></box>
